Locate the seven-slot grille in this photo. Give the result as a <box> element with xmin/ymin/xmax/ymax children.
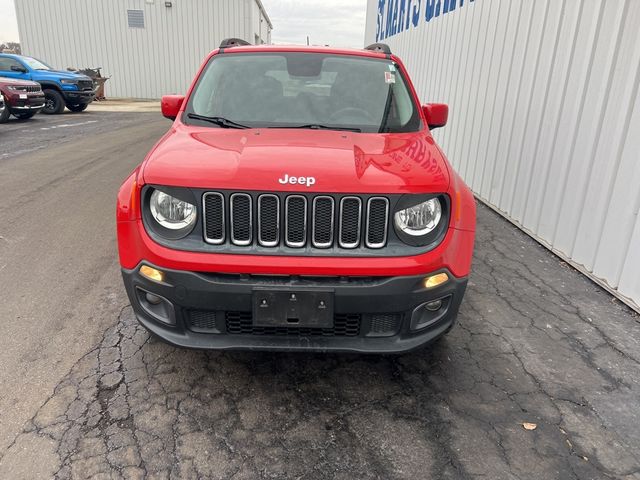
<box><xmin>13</xmin><ymin>85</ymin><xmax>41</xmax><ymax>93</ymax></box>
<box><xmin>203</xmin><ymin>192</ymin><xmax>389</xmax><ymax>250</ymax></box>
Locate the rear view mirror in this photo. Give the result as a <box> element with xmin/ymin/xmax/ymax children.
<box><xmin>161</xmin><ymin>95</ymin><xmax>185</xmax><ymax>120</ymax></box>
<box><xmin>422</xmin><ymin>103</ymin><xmax>448</xmax><ymax>130</ymax></box>
<box><xmin>10</xmin><ymin>65</ymin><xmax>27</xmax><ymax>73</ymax></box>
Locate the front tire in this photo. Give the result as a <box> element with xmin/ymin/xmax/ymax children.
<box><xmin>42</xmin><ymin>89</ymin><xmax>65</xmax><ymax>114</ymax></box>
<box><xmin>14</xmin><ymin>111</ymin><xmax>37</xmax><ymax>120</ymax></box>
<box><xmin>67</xmin><ymin>103</ymin><xmax>88</xmax><ymax>113</ymax></box>
<box><xmin>0</xmin><ymin>96</ymin><xmax>10</xmax><ymax>123</ymax></box>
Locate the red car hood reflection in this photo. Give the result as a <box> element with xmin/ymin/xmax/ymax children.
<box><xmin>142</xmin><ymin>126</ymin><xmax>450</xmax><ymax>194</ymax></box>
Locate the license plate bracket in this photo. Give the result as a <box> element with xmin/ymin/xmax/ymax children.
<box><xmin>252</xmin><ymin>288</ymin><xmax>334</xmax><ymax>328</ymax></box>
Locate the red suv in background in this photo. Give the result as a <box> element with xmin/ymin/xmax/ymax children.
<box><xmin>0</xmin><ymin>77</ymin><xmax>45</xmax><ymax>122</ymax></box>
<box><xmin>117</xmin><ymin>40</ymin><xmax>476</xmax><ymax>353</ymax></box>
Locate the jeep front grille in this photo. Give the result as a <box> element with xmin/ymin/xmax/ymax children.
<box><xmin>12</xmin><ymin>85</ymin><xmax>41</xmax><ymax>93</ymax></box>
<box><xmin>203</xmin><ymin>192</ymin><xmax>390</xmax><ymax>250</ymax></box>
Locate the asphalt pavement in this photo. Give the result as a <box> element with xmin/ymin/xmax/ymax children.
<box><xmin>0</xmin><ymin>105</ymin><xmax>639</xmax><ymax>479</ymax></box>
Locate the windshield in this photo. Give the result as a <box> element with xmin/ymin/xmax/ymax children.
<box><xmin>185</xmin><ymin>52</ymin><xmax>421</xmax><ymax>133</ymax></box>
<box><xmin>21</xmin><ymin>56</ymin><xmax>51</xmax><ymax>70</ymax></box>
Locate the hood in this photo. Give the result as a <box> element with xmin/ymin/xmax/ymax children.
<box><xmin>142</xmin><ymin>126</ymin><xmax>450</xmax><ymax>194</ymax></box>
<box><xmin>35</xmin><ymin>70</ymin><xmax>91</xmax><ymax>81</ymax></box>
<box><xmin>0</xmin><ymin>76</ymin><xmax>40</xmax><ymax>87</ymax></box>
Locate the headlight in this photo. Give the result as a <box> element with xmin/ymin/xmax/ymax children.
<box><xmin>150</xmin><ymin>189</ymin><xmax>196</xmax><ymax>230</ymax></box>
<box><xmin>394</xmin><ymin>198</ymin><xmax>442</xmax><ymax>236</ymax></box>
<box><xmin>60</xmin><ymin>79</ymin><xmax>78</xmax><ymax>84</ymax></box>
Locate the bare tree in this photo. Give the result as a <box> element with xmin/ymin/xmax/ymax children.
<box><xmin>0</xmin><ymin>43</ymin><xmax>22</xmax><ymax>54</ymax></box>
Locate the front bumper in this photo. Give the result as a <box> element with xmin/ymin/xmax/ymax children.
<box><xmin>122</xmin><ymin>263</ymin><xmax>467</xmax><ymax>353</ymax></box>
<box><xmin>7</xmin><ymin>94</ymin><xmax>45</xmax><ymax>112</ymax></box>
<box><xmin>61</xmin><ymin>90</ymin><xmax>95</xmax><ymax>104</ymax></box>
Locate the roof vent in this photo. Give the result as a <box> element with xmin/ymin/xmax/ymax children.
<box><xmin>364</xmin><ymin>43</ymin><xmax>391</xmax><ymax>55</ymax></box>
<box><xmin>219</xmin><ymin>38</ymin><xmax>252</xmax><ymax>49</ymax></box>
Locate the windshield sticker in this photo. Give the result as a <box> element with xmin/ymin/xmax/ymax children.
<box><xmin>388</xmin><ymin>64</ymin><xmax>396</xmax><ymax>72</ymax></box>
<box><xmin>385</xmin><ymin>71</ymin><xmax>396</xmax><ymax>84</ymax></box>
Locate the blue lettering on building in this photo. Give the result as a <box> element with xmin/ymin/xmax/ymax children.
<box><xmin>377</xmin><ymin>0</ymin><xmax>475</xmax><ymax>41</ymax></box>
<box><xmin>412</xmin><ymin>0</ymin><xmax>421</xmax><ymax>27</ymax></box>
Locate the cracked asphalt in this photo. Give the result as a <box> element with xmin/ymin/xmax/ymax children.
<box><xmin>1</xmin><ymin>108</ymin><xmax>640</xmax><ymax>479</ymax></box>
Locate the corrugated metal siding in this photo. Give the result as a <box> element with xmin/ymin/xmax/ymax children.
<box><xmin>14</xmin><ymin>0</ymin><xmax>271</xmax><ymax>98</ymax></box>
<box><xmin>366</xmin><ymin>0</ymin><xmax>640</xmax><ymax>311</ymax></box>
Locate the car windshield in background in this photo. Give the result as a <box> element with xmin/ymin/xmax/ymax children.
<box><xmin>21</xmin><ymin>56</ymin><xmax>51</xmax><ymax>70</ymax></box>
<box><xmin>186</xmin><ymin>53</ymin><xmax>422</xmax><ymax>133</ymax></box>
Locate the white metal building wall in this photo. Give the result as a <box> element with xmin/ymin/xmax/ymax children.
<box><xmin>366</xmin><ymin>0</ymin><xmax>640</xmax><ymax>311</ymax></box>
<box><xmin>14</xmin><ymin>0</ymin><xmax>272</xmax><ymax>98</ymax></box>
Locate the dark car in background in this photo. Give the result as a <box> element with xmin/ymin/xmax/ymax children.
<box><xmin>0</xmin><ymin>76</ymin><xmax>45</xmax><ymax>122</ymax></box>
<box><xmin>0</xmin><ymin>53</ymin><xmax>94</xmax><ymax>114</ymax></box>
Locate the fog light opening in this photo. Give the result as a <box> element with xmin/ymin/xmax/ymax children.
<box><xmin>146</xmin><ymin>293</ymin><xmax>163</xmax><ymax>305</ymax></box>
<box><xmin>425</xmin><ymin>300</ymin><xmax>443</xmax><ymax>312</ymax></box>
<box><xmin>140</xmin><ymin>265</ymin><xmax>165</xmax><ymax>283</ymax></box>
<box><xmin>424</xmin><ymin>272</ymin><xmax>449</xmax><ymax>289</ymax></box>
<box><xmin>135</xmin><ymin>287</ymin><xmax>175</xmax><ymax>326</ymax></box>
<box><xmin>410</xmin><ymin>295</ymin><xmax>453</xmax><ymax>331</ymax></box>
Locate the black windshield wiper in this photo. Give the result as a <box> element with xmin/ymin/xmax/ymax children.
<box><xmin>187</xmin><ymin>113</ymin><xmax>251</xmax><ymax>129</ymax></box>
<box><xmin>273</xmin><ymin>124</ymin><xmax>361</xmax><ymax>133</ymax></box>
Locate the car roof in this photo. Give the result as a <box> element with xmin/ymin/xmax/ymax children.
<box><xmin>214</xmin><ymin>44</ymin><xmax>391</xmax><ymax>60</ymax></box>
<box><xmin>0</xmin><ymin>53</ymin><xmax>30</xmax><ymax>61</ymax></box>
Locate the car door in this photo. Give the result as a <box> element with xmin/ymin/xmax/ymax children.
<box><xmin>0</xmin><ymin>57</ymin><xmax>31</xmax><ymax>81</ymax></box>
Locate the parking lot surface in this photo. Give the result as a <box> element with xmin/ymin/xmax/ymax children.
<box><xmin>0</xmin><ymin>101</ymin><xmax>159</xmax><ymax>161</ymax></box>
<box><xmin>0</xmin><ymin>108</ymin><xmax>639</xmax><ymax>479</ymax></box>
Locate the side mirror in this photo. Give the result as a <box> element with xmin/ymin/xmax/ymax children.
<box><xmin>422</xmin><ymin>103</ymin><xmax>448</xmax><ymax>130</ymax></box>
<box><xmin>161</xmin><ymin>95</ymin><xmax>185</xmax><ymax>120</ymax></box>
<box><xmin>10</xmin><ymin>65</ymin><xmax>28</xmax><ymax>73</ymax></box>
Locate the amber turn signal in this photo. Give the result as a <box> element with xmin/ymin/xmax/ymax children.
<box><xmin>140</xmin><ymin>265</ymin><xmax>165</xmax><ymax>283</ymax></box>
<box><xmin>424</xmin><ymin>272</ymin><xmax>449</xmax><ymax>289</ymax></box>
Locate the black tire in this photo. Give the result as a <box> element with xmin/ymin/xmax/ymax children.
<box><xmin>67</xmin><ymin>103</ymin><xmax>89</xmax><ymax>113</ymax></box>
<box><xmin>0</xmin><ymin>96</ymin><xmax>10</xmax><ymax>123</ymax></box>
<box><xmin>14</xmin><ymin>111</ymin><xmax>37</xmax><ymax>120</ymax></box>
<box><xmin>42</xmin><ymin>89</ymin><xmax>65</xmax><ymax>114</ymax></box>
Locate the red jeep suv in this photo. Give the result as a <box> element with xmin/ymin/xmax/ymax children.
<box><xmin>0</xmin><ymin>77</ymin><xmax>45</xmax><ymax>122</ymax></box>
<box><xmin>117</xmin><ymin>40</ymin><xmax>476</xmax><ymax>353</ymax></box>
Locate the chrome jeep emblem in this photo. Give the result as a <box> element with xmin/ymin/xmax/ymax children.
<box><xmin>278</xmin><ymin>174</ymin><xmax>316</xmax><ymax>187</ymax></box>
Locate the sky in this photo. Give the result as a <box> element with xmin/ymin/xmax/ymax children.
<box><xmin>0</xmin><ymin>0</ymin><xmax>367</xmax><ymax>47</ymax></box>
<box><xmin>262</xmin><ymin>0</ymin><xmax>367</xmax><ymax>47</ymax></box>
<box><xmin>0</xmin><ymin>0</ymin><xmax>19</xmax><ymax>43</ymax></box>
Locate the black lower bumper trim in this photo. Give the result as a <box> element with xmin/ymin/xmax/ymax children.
<box><xmin>62</xmin><ymin>91</ymin><xmax>94</xmax><ymax>104</ymax></box>
<box><xmin>122</xmin><ymin>263</ymin><xmax>467</xmax><ymax>353</ymax></box>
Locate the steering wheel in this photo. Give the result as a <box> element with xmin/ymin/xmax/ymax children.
<box><xmin>328</xmin><ymin>107</ymin><xmax>375</xmax><ymax>123</ymax></box>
